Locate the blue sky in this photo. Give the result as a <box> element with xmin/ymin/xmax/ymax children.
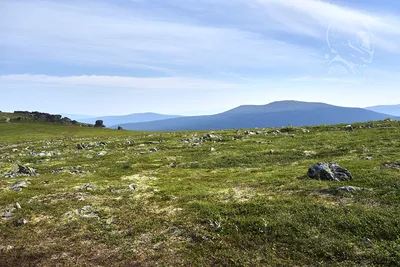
<box><xmin>1</xmin><ymin>0</ymin><xmax>400</xmax><ymax>116</ymax></box>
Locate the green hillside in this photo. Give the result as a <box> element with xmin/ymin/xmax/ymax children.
<box><xmin>1</xmin><ymin>115</ymin><xmax>399</xmax><ymax>266</ymax></box>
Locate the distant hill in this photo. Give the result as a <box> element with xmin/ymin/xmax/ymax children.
<box><xmin>223</xmin><ymin>100</ymin><xmax>335</xmax><ymax>114</ymax></box>
<box><xmin>60</xmin><ymin>113</ymin><xmax>97</xmax><ymax>121</ymax></box>
<box><xmin>117</xmin><ymin>101</ymin><xmax>399</xmax><ymax>131</ymax></box>
<box><xmin>366</xmin><ymin>104</ymin><xmax>400</xmax><ymax>116</ymax></box>
<box><xmin>79</xmin><ymin>113</ymin><xmax>182</xmax><ymax>127</ymax></box>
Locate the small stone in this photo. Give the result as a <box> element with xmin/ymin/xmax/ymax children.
<box><xmin>77</xmin><ymin>143</ymin><xmax>85</xmax><ymax>150</ymax></box>
<box><xmin>361</xmin><ymin>237</ymin><xmax>372</xmax><ymax>245</ymax></box>
<box><xmin>269</xmin><ymin>149</ymin><xmax>275</xmax><ymax>154</ymax></box>
<box><xmin>15</xmin><ymin>202</ymin><xmax>22</xmax><ymax>209</ymax></box>
<box><xmin>363</xmin><ymin>156</ymin><xmax>373</xmax><ymax>160</ymax></box>
<box><xmin>81</xmin><ymin>184</ymin><xmax>96</xmax><ymax>191</ymax></box>
<box><xmin>150</xmin><ymin>148</ymin><xmax>158</xmax><ymax>153</ymax></box>
<box><xmin>128</xmin><ymin>184</ymin><xmax>136</xmax><ymax>191</ymax></box>
<box><xmin>77</xmin><ymin>206</ymin><xmax>99</xmax><ymax>218</ymax></box>
<box><xmin>336</xmin><ymin>186</ymin><xmax>365</xmax><ymax>192</ymax></box>
<box><xmin>344</xmin><ymin>125</ymin><xmax>354</xmax><ymax>131</ymax></box>
<box><xmin>14</xmin><ymin>218</ymin><xmax>28</xmax><ymax>226</ymax></box>
<box><xmin>2</xmin><ymin>211</ymin><xmax>13</xmax><ymax>218</ymax></box>
<box><xmin>11</xmin><ymin>181</ymin><xmax>28</xmax><ymax>191</ymax></box>
<box><xmin>210</xmin><ymin>147</ymin><xmax>215</xmax><ymax>151</ymax></box>
<box><xmin>98</xmin><ymin>151</ymin><xmax>107</xmax><ymax>156</ymax></box>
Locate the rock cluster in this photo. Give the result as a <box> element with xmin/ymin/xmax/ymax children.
<box><xmin>3</xmin><ymin>164</ymin><xmax>37</xmax><ymax>178</ymax></box>
<box><xmin>12</xmin><ymin>111</ymin><xmax>90</xmax><ymax>126</ymax></box>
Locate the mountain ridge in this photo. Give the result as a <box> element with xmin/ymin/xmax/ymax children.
<box><xmin>366</xmin><ymin>104</ymin><xmax>400</xmax><ymax>116</ymax></box>
<box><xmin>80</xmin><ymin>112</ymin><xmax>182</xmax><ymax>127</ymax></box>
<box><xmin>116</xmin><ymin>101</ymin><xmax>398</xmax><ymax>131</ymax></box>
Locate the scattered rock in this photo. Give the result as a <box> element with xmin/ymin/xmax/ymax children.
<box><xmin>361</xmin><ymin>237</ymin><xmax>373</xmax><ymax>246</ymax></box>
<box><xmin>382</xmin><ymin>162</ymin><xmax>400</xmax><ymax>169</ymax></box>
<box><xmin>269</xmin><ymin>149</ymin><xmax>275</xmax><ymax>154</ymax></box>
<box><xmin>77</xmin><ymin>143</ymin><xmax>85</xmax><ymax>150</ymax></box>
<box><xmin>336</xmin><ymin>186</ymin><xmax>365</xmax><ymax>192</ymax></box>
<box><xmin>4</xmin><ymin>164</ymin><xmax>37</xmax><ymax>178</ymax></box>
<box><xmin>81</xmin><ymin>184</ymin><xmax>97</xmax><ymax>191</ymax></box>
<box><xmin>210</xmin><ymin>147</ymin><xmax>215</xmax><ymax>152</ymax></box>
<box><xmin>10</xmin><ymin>181</ymin><xmax>28</xmax><ymax>192</ymax></box>
<box><xmin>51</xmin><ymin>167</ymin><xmax>64</xmax><ymax>174</ymax></box>
<box><xmin>98</xmin><ymin>151</ymin><xmax>107</xmax><ymax>156</ymax></box>
<box><xmin>344</xmin><ymin>125</ymin><xmax>354</xmax><ymax>131</ymax></box>
<box><xmin>308</xmin><ymin>162</ymin><xmax>352</xmax><ymax>181</ymax></box>
<box><xmin>150</xmin><ymin>148</ymin><xmax>158</xmax><ymax>153</ymax></box>
<box><xmin>362</xmin><ymin>156</ymin><xmax>373</xmax><ymax>160</ymax></box>
<box><xmin>0</xmin><ymin>245</ymin><xmax>14</xmax><ymax>252</ymax></box>
<box><xmin>303</xmin><ymin>150</ymin><xmax>317</xmax><ymax>157</ymax></box>
<box><xmin>15</xmin><ymin>202</ymin><xmax>22</xmax><ymax>209</ymax></box>
<box><xmin>70</xmin><ymin>168</ymin><xmax>87</xmax><ymax>175</ymax></box>
<box><xmin>14</xmin><ymin>218</ymin><xmax>28</xmax><ymax>226</ymax></box>
<box><xmin>1</xmin><ymin>210</ymin><xmax>13</xmax><ymax>218</ymax></box>
<box><xmin>128</xmin><ymin>184</ymin><xmax>136</xmax><ymax>191</ymax></box>
<box><xmin>244</xmin><ymin>131</ymin><xmax>256</xmax><ymax>135</ymax></box>
<box><xmin>77</xmin><ymin>206</ymin><xmax>99</xmax><ymax>218</ymax></box>
<box><xmin>301</xmin><ymin>128</ymin><xmax>310</xmax><ymax>133</ymax></box>
<box><xmin>271</xmin><ymin>130</ymin><xmax>281</xmax><ymax>135</ymax></box>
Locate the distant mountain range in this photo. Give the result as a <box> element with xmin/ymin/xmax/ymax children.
<box><xmin>366</xmin><ymin>104</ymin><xmax>400</xmax><ymax>116</ymax></box>
<box><xmin>60</xmin><ymin>113</ymin><xmax>96</xmax><ymax>121</ymax></box>
<box><xmin>79</xmin><ymin>113</ymin><xmax>182</xmax><ymax>127</ymax></box>
<box><xmin>114</xmin><ymin>101</ymin><xmax>399</xmax><ymax>131</ymax></box>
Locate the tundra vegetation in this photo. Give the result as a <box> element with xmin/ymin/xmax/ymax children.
<box><xmin>0</xmin><ymin>112</ymin><xmax>399</xmax><ymax>266</ymax></box>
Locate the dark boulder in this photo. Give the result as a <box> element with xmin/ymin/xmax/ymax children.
<box><xmin>94</xmin><ymin>120</ymin><xmax>105</xmax><ymax>127</ymax></box>
<box><xmin>308</xmin><ymin>162</ymin><xmax>352</xmax><ymax>181</ymax></box>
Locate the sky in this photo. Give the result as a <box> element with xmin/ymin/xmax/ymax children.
<box><xmin>1</xmin><ymin>0</ymin><xmax>400</xmax><ymax>116</ymax></box>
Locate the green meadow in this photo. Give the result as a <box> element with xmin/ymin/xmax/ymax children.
<box><xmin>1</xmin><ymin>113</ymin><xmax>399</xmax><ymax>266</ymax></box>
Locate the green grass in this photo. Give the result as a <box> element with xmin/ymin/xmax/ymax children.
<box><xmin>0</xmin><ymin>113</ymin><xmax>400</xmax><ymax>266</ymax></box>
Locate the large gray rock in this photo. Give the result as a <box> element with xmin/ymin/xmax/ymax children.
<box><xmin>308</xmin><ymin>162</ymin><xmax>352</xmax><ymax>181</ymax></box>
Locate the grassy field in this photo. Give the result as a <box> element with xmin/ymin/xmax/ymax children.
<box><xmin>0</xmin><ymin>112</ymin><xmax>399</xmax><ymax>266</ymax></box>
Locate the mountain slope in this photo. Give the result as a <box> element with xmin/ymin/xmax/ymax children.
<box><xmin>60</xmin><ymin>113</ymin><xmax>96</xmax><ymax>121</ymax></box>
<box><xmin>118</xmin><ymin>102</ymin><xmax>399</xmax><ymax>131</ymax></box>
<box><xmin>223</xmin><ymin>100</ymin><xmax>336</xmax><ymax>114</ymax></box>
<box><xmin>366</xmin><ymin>104</ymin><xmax>400</xmax><ymax>116</ymax></box>
<box><xmin>79</xmin><ymin>112</ymin><xmax>182</xmax><ymax>127</ymax></box>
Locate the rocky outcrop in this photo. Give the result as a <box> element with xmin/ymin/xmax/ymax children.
<box><xmin>94</xmin><ymin>120</ymin><xmax>106</xmax><ymax>127</ymax></box>
<box><xmin>3</xmin><ymin>164</ymin><xmax>37</xmax><ymax>178</ymax></box>
<box><xmin>12</xmin><ymin>111</ymin><xmax>91</xmax><ymax>126</ymax></box>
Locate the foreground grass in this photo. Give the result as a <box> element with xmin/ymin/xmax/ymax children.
<box><xmin>0</xmin><ymin>115</ymin><xmax>399</xmax><ymax>266</ymax></box>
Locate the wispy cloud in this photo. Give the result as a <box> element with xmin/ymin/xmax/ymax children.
<box><xmin>1</xmin><ymin>0</ymin><xmax>400</xmax><ymax>114</ymax></box>
<box><xmin>0</xmin><ymin>0</ymin><xmax>320</xmax><ymax>75</ymax></box>
<box><xmin>245</xmin><ymin>0</ymin><xmax>400</xmax><ymax>53</ymax></box>
<box><xmin>0</xmin><ymin>74</ymin><xmax>245</xmax><ymax>90</ymax></box>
